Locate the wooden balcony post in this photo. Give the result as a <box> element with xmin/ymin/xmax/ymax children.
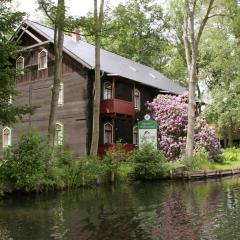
<box><xmin>112</xmin><ymin>117</ymin><xmax>115</xmax><ymax>143</ymax></box>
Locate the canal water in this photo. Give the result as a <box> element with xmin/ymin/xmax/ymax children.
<box><xmin>1</xmin><ymin>177</ymin><xmax>240</xmax><ymax>240</ymax></box>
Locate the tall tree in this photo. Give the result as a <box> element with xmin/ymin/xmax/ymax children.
<box><xmin>80</xmin><ymin>0</ymin><xmax>171</xmax><ymax>80</ymax></box>
<box><xmin>183</xmin><ymin>0</ymin><xmax>216</xmax><ymax>161</ymax></box>
<box><xmin>38</xmin><ymin>0</ymin><xmax>65</xmax><ymax>147</ymax></box>
<box><xmin>199</xmin><ymin>3</ymin><xmax>240</xmax><ymax>147</ymax></box>
<box><xmin>0</xmin><ymin>0</ymin><xmax>34</xmax><ymax>126</ymax></box>
<box><xmin>90</xmin><ymin>0</ymin><xmax>105</xmax><ymax>155</ymax></box>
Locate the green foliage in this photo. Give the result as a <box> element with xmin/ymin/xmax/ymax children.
<box><xmin>116</xmin><ymin>162</ymin><xmax>134</xmax><ymax>182</ymax></box>
<box><xmin>182</xmin><ymin>148</ymin><xmax>211</xmax><ymax>171</ymax></box>
<box><xmin>1</xmin><ymin>131</ymin><xmax>51</xmax><ymax>191</ymax></box>
<box><xmin>0</xmin><ymin>0</ymin><xmax>35</xmax><ymax>125</ymax></box>
<box><xmin>221</xmin><ymin>148</ymin><xmax>240</xmax><ymax>162</ymax></box>
<box><xmin>80</xmin><ymin>0</ymin><xmax>172</xmax><ymax>75</ymax></box>
<box><xmin>131</xmin><ymin>143</ymin><xmax>170</xmax><ymax>180</ymax></box>
<box><xmin>103</xmin><ymin>142</ymin><xmax>129</xmax><ymax>173</ymax></box>
<box><xmin>78</xmin><ymin>155</ymin><xmax>107</xmax><ymax>183</ymax></box>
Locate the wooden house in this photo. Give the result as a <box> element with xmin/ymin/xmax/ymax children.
<box><xmin>0</xmin><ymin>20</ymin><xmax>185</xmax><ymax>157</ymax></box>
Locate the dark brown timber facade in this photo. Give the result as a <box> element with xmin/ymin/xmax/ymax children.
<box><xmin>0</xmin><ymin>20</ymin><xmax>185</xmax><ymax>157</ymax></box>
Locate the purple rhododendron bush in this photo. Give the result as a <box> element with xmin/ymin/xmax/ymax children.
<box><xmin>147</xmin><ymin>93</ymin><xmax>221</xmax><ymax>161</ymax></box>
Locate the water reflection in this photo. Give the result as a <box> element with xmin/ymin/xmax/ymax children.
<box><xmin>1</xmin><ymin>177</ymin><xmax>240</xmax><ymax>240</ymax></box>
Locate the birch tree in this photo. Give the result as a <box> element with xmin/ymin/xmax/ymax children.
<box><xmin>38</xmin><ymin>0</ymin><xmax>65</xmax><ymax>147</ymax></box>
<box><xmin>90</xmin><ymin>0</ymin><xmax>105</xmax><ymax>155</ymax></box>
<box><xmin>183</xmin><ymin>0</ymin><xmax>216</xmax><ymax>161</ymax></box>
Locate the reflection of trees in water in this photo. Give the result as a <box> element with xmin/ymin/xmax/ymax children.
<box><xmin>0</xmin><ymin>226</ymin><xmax>12</xmax><ymax>240</ymax></box>
<box><xmin>151</xmin><ymin>181</ymin><xmax>223</xmax><ymax>240</ymax></box>
<box><xmin>50</xmin><ymin>201</ymin><xmax>69</xmax><ymax>240</ymax></box>
<box><xmin>210</xmin><ymin>179</ymin><xmax>240</xmax><ymax>239</ymax></box>
<box><xmin>2</xmin><ymin>179</ymin><xmax>240</xmax><ymax>239</ymax></box>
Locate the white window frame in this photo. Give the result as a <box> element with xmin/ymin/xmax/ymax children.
<box><xmin>16</xmin><ymin>56</ymin><xmax>24</xmax><ymax>71</ymax></box>
<box><xmin>38</xmin><ymin>49</ymin><xmax>48</xmax><ymax>70</ymax></box>
<box><xmin>133</xmin><ymin>125</ymin><xmax>138</xmax><ymax>145</ymax></box>
<box><xmin>2</xmin><ymin>127</ymin><xmax>12</xmax><ymax>148</ymax></box>
<box><xmin>55</xmin><ymin>122</ymin><xmax>64</xmax><ymax>146</ymax></box>
<box><xmin>104</xmin><ymin>122</ymin><xmax>113</xmax><ymax>144</ymax></box>
<box><xmin>9</xmin><ymin>95</ymin><xmax>13</xmax><ymax>105</ymax></box>
<box><xmin>103</xmin><ymin>81</ymin><xmax>112</xmax><ymax>100</ymax></box>
<box><xmin>58</xmin><ymin>82</ymin><xmax>64</xmax><ymax>106</ymax></box>
<box><xmin>134</xmin><ymin>89</ymin><xmax>141</xmax><ymax>110</ymax></box>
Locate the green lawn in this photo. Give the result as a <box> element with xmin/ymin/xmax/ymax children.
<box><xmin>171</xmin><ymin>157</ymin><xmax>240</xmax><ymax>171</ymax></box>
<box><xmin>211</xmin><ymin>160</ymin><xmax>240</xmax><ymax>170</ymax></box>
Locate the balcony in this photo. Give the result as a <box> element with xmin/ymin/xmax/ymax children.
<box><xmin>100</xmin><ymin>99</ymin><xmax>135</xmax><ymax>116</ymax></box>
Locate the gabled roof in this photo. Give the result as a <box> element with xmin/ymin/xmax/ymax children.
<box><xmin>21</xmin><ymin>20</ymin><xmax>186</xmax><ymax>95</ymax></box>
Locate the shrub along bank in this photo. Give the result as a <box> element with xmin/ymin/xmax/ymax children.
<box><xmin>1</xmin><ymin>131</ymin><xmax>239</xmax><ymax>197</ymax></box>
<box><xmin>0</xmin><ymin>132</ymin><xmax>171</xmax><ymax>197</ymax></box>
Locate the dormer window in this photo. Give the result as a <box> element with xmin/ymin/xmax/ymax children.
<box><xmin>134</xmin><ymin>89</ymin><xmax>140</xmax><ymax>110</ymax></box>
<box><xmin>104</xmin><ymin>123</ymin><xmax>113</xmax><ymax>144</ymax></box>
<box><xmin>38</xmin><ymin>49</ymin><xmax>48</xmax><ymax>70</ymax></box>
<box><xmin>58</xmin><ymin>82</ymin><xmax>64</xmax><ymax>106</ymax></box>
<box><xmin>55</xmin><ymin>122</ymin><xmax>64</xmax><ymax>145</ymax></box>
<box><xmin>103</xmin><ymin>81</ymin><xmax>112</xmax><ymax>100</ymax></box>
<box><xmin>2</xmin><ymin>127</ymin><xmax>12</xmax><ymax>148</ymax></box>
<box><xmin>16</xmin><ymin>56</ymin><xmax>24</xmax><ymax>70</ymax></box>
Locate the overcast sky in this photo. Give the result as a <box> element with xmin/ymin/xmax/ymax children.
<box><xmin>12</xmin><ymin>0</ymin><xmax>126</xmax><ymax>20</ymax></box>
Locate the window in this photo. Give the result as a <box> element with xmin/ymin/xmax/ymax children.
<box><xmin>103</xmin><ymin>82</ymin><xmax>112</xmax><ymax>99</ymax></box>
<box><xmin>58</xmin><ymin>82</ymin><xmax>64</xmax><ymax>106</ymax></box>
<box><xmin>8</xmin><ymin>95</ymin><xmax>12</xmax><ymax>105</ymax></box>
<box><xmin>38</xmin><ymin>49</ymin><xmax>48</xmax><ymax>70</ymax></box>
<box><xmin>104</xmin><ymin>123</ymin><xmax>113</xmax><ymax>144</ymax></box>
<box><xmin>16</xmin><ymin>56</ymin><xmax>24</xmax><ymax>70</ymax></box>
<box><xmin>2</xmin><ymin>127</ymin><xmax>12</xmax><ymax>148</ymax></box>
<box><xmin>134</xmin><ymin>89</ymin><xmax>140</xmax><ymax>110</ymax></box>
<box><xmin>55</xmin><ymin>122</ymin><xmax>63</xmax><ymax>145</ymax></box>
<box><xmin>133</xmin><ymin>125</ymin><xmax>138</xmax><ymax>145</ymax></box>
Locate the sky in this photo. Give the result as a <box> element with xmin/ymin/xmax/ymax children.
<box><xmin>12</xmin><ymin>0</ymin><xmax>126</xmax><ymax>20</ymax></box>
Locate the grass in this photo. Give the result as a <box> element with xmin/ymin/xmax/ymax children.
<box><xmin>211</xmin><ymin>160</ymin><xmax>240</xmax><ymax>170</ymax></box>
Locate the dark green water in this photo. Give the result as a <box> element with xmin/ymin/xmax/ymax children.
<box><xmin>1</xmin><ymin>178</ymin><xmax>240</xmax><ymax>240</ymax></box>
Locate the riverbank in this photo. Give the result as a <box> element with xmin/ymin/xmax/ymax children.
<box><xmin>1</xmin><ymin>132</ymin><xmax>239</xmax><ymax>197</ymax></box>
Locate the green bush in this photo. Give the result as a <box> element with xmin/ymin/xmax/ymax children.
<box><xmin>117</xmin><ymin>162</ymin><xmax>134</xmax><ymax>182</ymax></box>
<box><xmin>221</xmin><ymin>148</ymin><xmax>240</xmax><ymax>162</ymax></box>
<box><xmin>103</xmin><ymin>142</ymin><xmax>130</xmax><ymax>182</ymax></box>
<box><xmin>78</xmin><ymin>155</ymin><xmax>108</xmax><ymax>185</ymax></box>
<box><xmin>182</xmin><ymin>147</ymin><xmax>211</xmax><ymax>170</ymax></box>
<box><xmin>1</xmin><ymin>131</ymin><xmax>51</xmax><ymax>191</ymax></box>
<box><xmin>131</xmin><ymin>143</ymin><xmax>170</xmax><ymax>180</ymax></box>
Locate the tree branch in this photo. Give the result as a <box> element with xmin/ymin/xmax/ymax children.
<box><xmin>196</xmin><ymin>0</ymin><xmax>215</xmax><ymax>45</ymax></box>
<box><xmin>208</xmin><ymin>14</ymin><xmax>227</xmax><ymax>19</ymax></box>
<box><xmin>38</xmin><ymin>1</ymin><xmax>55</xmax><ymax>23</ymax></box>
<box><xmin>183</xmin><ymin>0</ymin><xmax>191</xmax><ymax>73</ymax></box>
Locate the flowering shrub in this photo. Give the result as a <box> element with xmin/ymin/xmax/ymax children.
<box><xmin>147</xmin><ymin>93</ymin><xmax>221</xmax><ymax>161</ymax></box>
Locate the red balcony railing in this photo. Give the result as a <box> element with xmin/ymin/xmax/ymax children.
<box><xmin>100</xmin><ymin>99</ymin><xmax>135</xmax><ymax>116</ymax></box>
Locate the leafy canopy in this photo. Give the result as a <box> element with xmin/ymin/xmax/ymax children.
<box><xmin>0</xmin><ymin>0</ymin><xmax>35</xmax><ymax>125</ymax></box>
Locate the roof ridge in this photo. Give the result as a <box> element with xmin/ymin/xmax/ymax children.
<box><xmin>22</xmin><ymin>20</ymin><xmax>185</xmax><ymax>94</ymax></box>
<box><xmin>26</xmin><ymin>20</ymin><xmax>166</xmax><ymax>74</ymax></box>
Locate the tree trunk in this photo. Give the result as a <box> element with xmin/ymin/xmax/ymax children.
<box><xmin>186</xmin><ymin>63</ymin><xmax>197</xmax><ymax>160</ymax></box>
<box><xmin>90</xmin><ymin>0</ymin><xmax>104</xmax><ymax>155</ymax></box>
<box><xmin>111</xmin><ymin>171</ymin><xmax>115</xmax><ymax>183</ymax></box>
<box><xmin>223</xmin><ymin>129</ymin><xmax>228</xmax><ymax>148</ymax></box>
<box><xmin>48</xmin><ymin>0</ymin><xmax>65</xmax><ymax>148</ymax></box>
<box><xmin>183</xmin><ymin>0</ymin><xmax>215</xmax><ymax>161</ymax></box>
<box><xmin>227</xmin><ymin>125</ymin><xmax>233</xmax><ymax>147</ymax></box>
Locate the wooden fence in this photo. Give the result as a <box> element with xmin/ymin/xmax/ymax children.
<box><xmin>171</xmin><ymin>169</ymin><xmax>240</xmax><ymax>180</ymax></box>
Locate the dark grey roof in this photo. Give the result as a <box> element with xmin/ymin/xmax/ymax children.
<box><xmin>23</xmin><ymin>20</ymin><xmax>186</xmax><ymax>95</ymax></box>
